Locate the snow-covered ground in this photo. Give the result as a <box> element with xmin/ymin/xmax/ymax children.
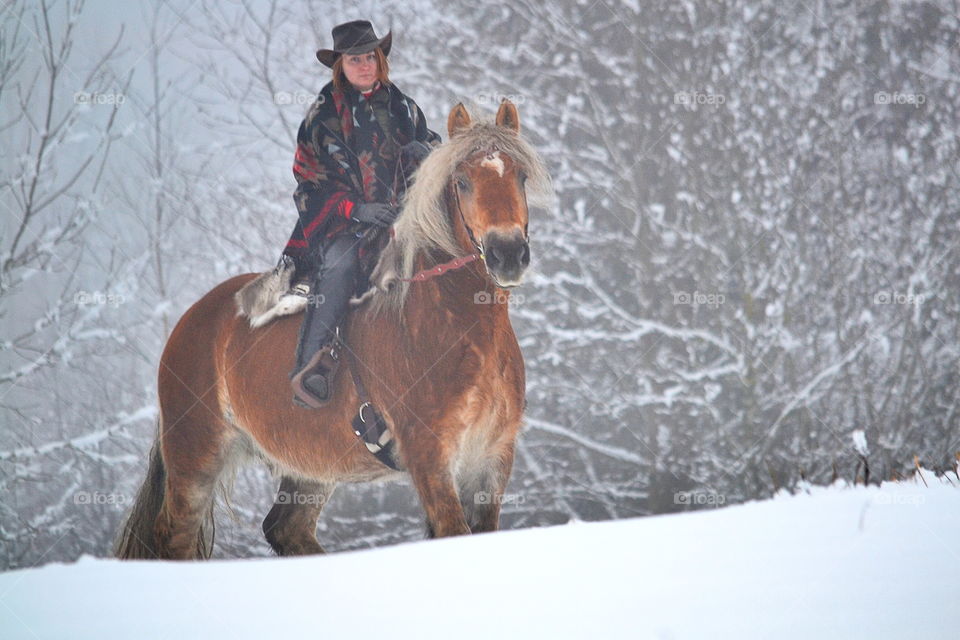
<box><xmin>1</xmin><ymin>472</ymin><xmax>957</xmax><ymax>639</ymax></box>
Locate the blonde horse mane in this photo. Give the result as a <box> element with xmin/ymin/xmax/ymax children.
<box><xmin>365</xmin><ymin>113</ymin><xmax>554</xmax><ymax>315</ymax></box>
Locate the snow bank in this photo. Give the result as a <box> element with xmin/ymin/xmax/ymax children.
<box><xmin>1</xmin><ymin>472</ymin><xmax>957</xmax><ymax>639</ymax></box>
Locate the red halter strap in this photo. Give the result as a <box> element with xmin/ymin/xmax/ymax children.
<box><xmin>400</xmin><ymin>253</ymin><xmax>479</xmax><ymax>283</ymax></box>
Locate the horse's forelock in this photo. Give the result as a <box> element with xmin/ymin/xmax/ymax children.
<box><xmin>367</xmin><ymin>118</ymin><xmax>554</xmax><ymax>315</ymax></box>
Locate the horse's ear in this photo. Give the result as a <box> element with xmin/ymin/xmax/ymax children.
<box><xmin>495</xmin><ymin>98</ymin><xmax>520</xmax><ymax>133</ymax></box>
<box><xmin>447</xmin><ymin>103</ymin><xmax>471</xmax><ymax>138</ymax></box>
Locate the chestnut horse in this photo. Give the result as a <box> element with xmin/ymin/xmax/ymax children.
<box><xmin>115</xmin><ymin>99</ymin><xmax>553</xmax><ymax>559</ymax></box>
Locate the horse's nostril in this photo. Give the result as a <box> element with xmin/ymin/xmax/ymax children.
<box><xmin>520</xmin><ymin>243</ymin><xmax>530</xmax><ymax>267</ymax></box>
<box><xmin>487</xmin><ymin>246</ymin><xmax>502</xmax><ymax>268</ymax></box>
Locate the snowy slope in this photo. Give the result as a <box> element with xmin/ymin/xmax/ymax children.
<box><xmin>1</xmin><ymin>473</ymin><xmax>957</xmax><ymax>639</ymax></box>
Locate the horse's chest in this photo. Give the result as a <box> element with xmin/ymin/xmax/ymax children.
<box><xmin>454</xmin><ymin>341</ymin><xmax>523</xmax><ymax>428</ymax></box>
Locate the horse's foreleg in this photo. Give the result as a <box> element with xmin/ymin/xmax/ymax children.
<box><xmin>459</xmin><ymin>441</ymin><xmax>517</xmax><ymax>534</ymax></box>
<box><xmin>406</xmin><ymin>450</ymin><xmax>472</xmax><ymax>538</ymax></box>
<box><xmin>262</xmin><ymin>476</ymin><xmax>335</xmax><ymax>556</ymax></box>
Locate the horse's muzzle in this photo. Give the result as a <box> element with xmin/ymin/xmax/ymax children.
<box><xmin>483</xmin><ymin>228</ymin><xmax>529</xmax><ymax>288</ymax></box>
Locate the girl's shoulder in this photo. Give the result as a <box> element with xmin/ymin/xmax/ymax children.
<box><xmin>315</xmin><ymin>81</ymin><xmax>341</xmax><ymax>107</ymax></box>
<box><xmin>301</xmin><ymin>82</ymin><xmax>347</xmax><ymax>135</ymax></box>
<box><xmin>317</xmin><ymin>80</ymin><xmax>338</xmax><ymax>99</ymax></box>
<box><xmin>303</xmin><ymin>82</ymin><xmax>347</xmax><ymax>121</ymax></box>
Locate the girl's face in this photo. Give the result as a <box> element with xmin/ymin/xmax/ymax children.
<box><xmin>341</xmin><ymin>51</ymin><xmax>378</xmax><ymax>92</ymax></box>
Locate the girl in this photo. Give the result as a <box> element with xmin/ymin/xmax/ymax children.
<box><xmin>281</xmin><ymin>20</ymin><xmax>440</xmax><ymax>407</ymax></box>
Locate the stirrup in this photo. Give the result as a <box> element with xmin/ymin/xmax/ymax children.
<box><xmin>290</xmin><ymin>340</ymin><xmax>341</xmax><ymax>409</ymax></box>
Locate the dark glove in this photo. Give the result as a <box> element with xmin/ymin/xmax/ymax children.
<box><xmin>400</xmin><ymin>140</ymin><xmax>432</xmax><ymax>169</ymax></box>
<box><xmin>352</xmin><ymin>202</ymin><xmax>399</xmax><ymax>227</ymax></box>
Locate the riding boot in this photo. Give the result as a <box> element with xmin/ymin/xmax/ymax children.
<box><xmin>290</xmin><ymin>233</ymin><xmax>364</xmax><ymax>408</ymax></box>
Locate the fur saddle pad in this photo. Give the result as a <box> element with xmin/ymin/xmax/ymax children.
<box><xmin>235</xmin><ymin>232</ymin><xmax>395</xmax><ymax>329</ymax></box>
<box><xmin>233</xmin><ymin>262</ymin><xmax>308</xmax><ymax>328</ymax></box>
<box><xmin>234</xmin><ymin>257</ymin><xmax>390</xmax><ymax>329</ymax></box>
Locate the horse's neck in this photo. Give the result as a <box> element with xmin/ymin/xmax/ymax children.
<box><xmin>402</xmin><ymin>250</ymin><xmax>503</xmax><ymax>332</ymax></box>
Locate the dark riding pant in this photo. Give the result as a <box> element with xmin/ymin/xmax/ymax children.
<box><xmin>290</xmin><ymin>231</ymin><xmax>365</xmax><ymax>376</ymax></box>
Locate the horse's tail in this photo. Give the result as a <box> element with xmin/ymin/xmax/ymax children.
<box><xmin>114</xmin><ymin>419</ymin><xmax>167</xmax><ymax>559</ymax></box>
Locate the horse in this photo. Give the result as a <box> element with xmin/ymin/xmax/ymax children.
<box><xmin>115</xmin><ymin>99</ymin><xmax>554</xmax><ymax>559</ymax></box>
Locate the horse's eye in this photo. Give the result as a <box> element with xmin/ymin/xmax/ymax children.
<box><xmin>456</xmin><ymin>176</ymin><xmax>470</xmax><ymax>191</ymax></box>
<box><xmin>518</xmin><ymin>171</ymin><xmax>528</xmax><ymax>184</ymax></box>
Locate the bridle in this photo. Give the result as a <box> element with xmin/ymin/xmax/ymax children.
<box><xmin>452</xmin><ymin>178</ymin><xmax>486</xmax><ymax>262</ymax></box>
<box><xmin>399</xmin><ymin>151</ymin><xmax>530</xmax><ymax>284</ymax></box>
<box><xmin>453</xmin><ymin>149</ymin><xmax>531</xmax><ymax>252</ymax></box>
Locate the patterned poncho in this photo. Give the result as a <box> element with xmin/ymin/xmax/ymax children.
<box><xmin>282</xmin><ymin>80</ymin><xmax>440</xmax><ymax>263</ymax></box>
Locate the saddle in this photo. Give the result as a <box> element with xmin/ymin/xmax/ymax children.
<box><xmin>233</xmin><ymin>227</ymin><xmax>390</xmax><ymax>329</ymax></box>
<box><xmin>233</xmin><ymin>229</ymin><xmax>401</xmax><ymax>470</ymax></box>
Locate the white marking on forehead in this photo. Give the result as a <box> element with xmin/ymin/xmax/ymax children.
<box><xmin>481</xmin><ymin>150</ymin><xmax>505</xmax><ymax>177</ymax></box>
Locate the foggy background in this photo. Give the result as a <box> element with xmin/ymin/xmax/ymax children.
<box><xmin>2</xmin><ymin>0</ymin><xmax>958</xmax><ymax>568</ymax></box>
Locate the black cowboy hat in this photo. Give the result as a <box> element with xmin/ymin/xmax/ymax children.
<box><xmin>316</xmin><ymin>20</ymin><xmax>392</xmax><ymax>68</ymax></box>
